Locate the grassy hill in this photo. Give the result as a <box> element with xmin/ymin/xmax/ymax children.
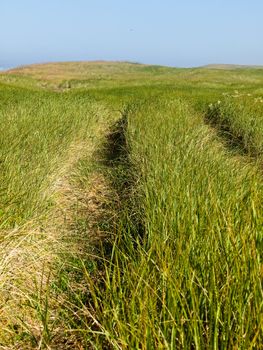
<box><xmin>0</xmin><ymin>61</ymin><xmax>262</xmax><ymax>349</ymax></box>
<box><xmin>2</xmin><ymin>61</ymin><xmax>263</xmax><ymax>92</ymax></box>
<box><xmin>202</xmin><ymin>63</ymin><xmax>263</xmax><ymax>69</ymax></box>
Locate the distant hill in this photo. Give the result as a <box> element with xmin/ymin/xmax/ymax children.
<box><xmin>3</xmin><ymin>61</ymin><xmax>179</xmax><ymax>86</ymax></box>
<box><xmin>1</xmin><ymin>60</ymin><xmax>263</xmax><ymax>91</ymax></box>
<box><xmin>202</xmin><ymin>64</ymin><xmax>263</xmax><ymax>70</ymax></box>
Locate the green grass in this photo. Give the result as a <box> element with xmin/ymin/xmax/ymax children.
<box><xmin>78</xmin><ymin>98</ymin><xmax>263</xmax><ymax>349</ymax></box>
<box><xmin>0</xmin><ymin>87</ymin><xmax>111</xmax><ymax>228</ymax></box>
<box><xmin>206</xmin><ymin>94</ymin><xmax>263</xmax><ymax>157</ymax></box>
<box><xmin>0</xmin><ymin>82</ymin><xmax>115</xmax><ymax>347</ymax></box>
<box><xmin>0</xmin><ymin>62</ymin><xmax>262</xmax><ymax>348</ymax></box>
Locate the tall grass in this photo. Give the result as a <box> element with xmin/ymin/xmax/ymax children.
<box><xmin>0</xmin><ymin>64</ymin><xmax>263</xmax><ymax>348</ymax></box>
<box><xmin>206</xmin><ymin>96</ymin><xmax>263</xmax><ymax>157</ymax></box>
<box><xmin>0</xmin><ymin>87</ymin><xmax>108</xmax><ymax>228</ymax></box>
<box><xmin>83</xmin><ymin>99</ymin><xmax>263</xmax><ymax>349</ymax></box>
<box><xmin>0</xmin><ymin>85</ymin><xmax>115</xmax><ymax>347</ymax></box>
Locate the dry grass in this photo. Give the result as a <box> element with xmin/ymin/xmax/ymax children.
<box><xmin>0</xmin><ymin>120</ymin><xmax>113</xmax><ymax>348</ymax></box>
<box><xmin>0</xmin><ymin>140</ymin><xmax>88</xmax><ymax>345</ymax></box>
<box><xmin>0</xmin><ymin>61</ymin><xmax>262</xmax><ymax>348</ymax></box>
<box><xmin>4</xmin><ymin>61</ymin><xmax>147</xmax><ymax>85</ymax></box>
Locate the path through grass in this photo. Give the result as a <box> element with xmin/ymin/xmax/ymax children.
<box><xmin>0</xmin><ymin>63</ymin><xmax>262</xmax><ymax>349</ymax></box>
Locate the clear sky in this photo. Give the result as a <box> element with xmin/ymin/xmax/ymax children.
<box><xmin>1</xmin><ymin>0</ymin><xmax>263</xmax><ymax>68</ymax></box>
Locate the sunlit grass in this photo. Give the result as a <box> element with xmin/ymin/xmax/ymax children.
<box><xmin>0</xmin><ymin>63</ymin><xmax>262</xmax><ymax>348</ymax></box>
<box><xmin>206</xmin><ymin>95</ymin><xmax>263</xmax><ymax>157</ymax></box>
<box><xmin>82</xmin><ymin>99</ymin><xmax>263</xmax><ymax>348</ymax></box>
<box><xmin>0</xmin><ymin>88</ymin><xmax>108</xmax><ymax>228</ymax></box>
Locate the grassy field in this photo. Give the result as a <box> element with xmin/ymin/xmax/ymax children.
<box><xmin>0</xmin><ymin>62</ymin><xmax>262</xmax><ymax>349</ymax></box>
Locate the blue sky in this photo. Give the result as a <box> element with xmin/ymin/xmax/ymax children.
<box><xmin>1</xmin><ymin>0</ymin><xmax>263</xmax><ymax>68</ymax></box>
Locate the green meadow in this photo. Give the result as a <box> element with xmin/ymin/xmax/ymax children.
<box><xmin>0</xmin><ymin>62</ymin><xmax>262</xmax><ymax>349</ymax></box>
